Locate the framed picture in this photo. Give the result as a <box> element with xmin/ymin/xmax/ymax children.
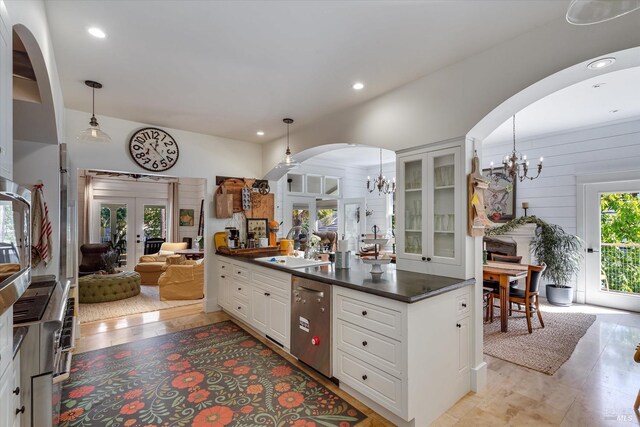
<box><xmin>246</xmin><ymin>217</ymin><xmax>269</xmax><ymax>239</ymax></box>
<box><xmin>179</xmin><ymin>209</ymin><xmax>195</xmax><ymax>226</ymax></box>
<box><xmin>482</xmin><ymin>168</ymin><xmax>516</xmax><ymax>222</ymax></box>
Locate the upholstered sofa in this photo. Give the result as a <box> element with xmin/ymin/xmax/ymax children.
<box><xmin>157</xmin><ymin>258</ymin><xmax>204</xmax><ymax>301</ymax></box>
<box><xmin>134</xmin><ymin>242</ymin><xmax>188</xmax><ymax>285</ymax></box>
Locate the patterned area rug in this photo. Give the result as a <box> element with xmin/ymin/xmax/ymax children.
<box><xmin>484</xmin><ymin>309</ymin><xmax>596</xmax><ymax>375</ymax></box>
<box><xmin>59</xmin><ymin>321</ymin><xmax>367</xmax><ymax>426</ymax></box>
<box><xmin>79</xmin><ymin>285</ymin><xmax>202</xmax><ymax>324</ymax></box>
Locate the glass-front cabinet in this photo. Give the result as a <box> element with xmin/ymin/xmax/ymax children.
<box><xmin>396</xmin><ymin>143</ymin><xmax>462</xmax><ymax>276</ymax></box>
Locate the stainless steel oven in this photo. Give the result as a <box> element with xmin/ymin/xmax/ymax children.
<box><xmin>13</xmin><ymin>276</ymin><xmax>75</xmax><ymax>427</ymax></box>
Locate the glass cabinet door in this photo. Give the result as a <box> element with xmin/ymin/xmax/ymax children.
<box><xmin>429</xmin><ymin>148</ymin><xmax>458</xmax><ymax>261</ymax></box>
<box><xmin>403</xmin><ymin>158</ymin><xmax>423</xmax><ymax>256</ymax></box>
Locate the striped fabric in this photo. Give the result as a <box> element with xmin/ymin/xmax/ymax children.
<box><xmin>32</xmin><ymin>184</ymin><xmax>53</xmax><ymax>267</ymax></box>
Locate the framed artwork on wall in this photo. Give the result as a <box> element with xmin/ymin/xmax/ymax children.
<box><xmin>482</xmin><ymin>169</ymin><xmax>516</xmax><ymax>222</ymax></box>
<box><xmin>246</xmin><ymin>218</ymin><xmax>269</xmax><ymax>239</ymax></box>
<box><xmin>179</xmin><ymin>209</ymin><xmax>195</xmax><ymax>226</ymax></box>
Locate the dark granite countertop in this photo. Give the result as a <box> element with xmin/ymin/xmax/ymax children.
<box><xmin>217</xmin><ymin>253</ymin><xmax>474</xmax><ymax>303</ymax></box>
<box><xmin>13</xmin><ymin>326</ymin><xmax>28</xmax><ymax>359</ymax></box>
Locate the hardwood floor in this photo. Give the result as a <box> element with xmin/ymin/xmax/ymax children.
<box><xmin>77</xmin><ymin>302</ymin><xmax>640</xmax><ymax>426</ymax></box>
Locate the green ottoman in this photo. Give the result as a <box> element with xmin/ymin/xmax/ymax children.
<box><xmin>79</xmin><ymin>271</ymin><xmax>141</xmax><ymax>303</ymax></box>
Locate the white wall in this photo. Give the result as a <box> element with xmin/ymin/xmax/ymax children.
<box><xmin>65</xmin><ymin>108</ymin><xmax>263</xmax><ymax>312</ymax></box>
<box><xmin>482</xmin><ymin>117</ymin><xmax>640</xmax><ymax>293</ymax></box>
<box><xmin>178</xmin><ymin>177</ymin><xmax>206</xmax><ymax>244</ymax></box>
<box><xmin>13</xmin><ymin>140</ymin><xmax>59</xmax><ymax>276</ymax></box>
<box><xmin>262</xmin><ymin>15</ymin><xmax>640</xmax><ymax>174</ymax></box>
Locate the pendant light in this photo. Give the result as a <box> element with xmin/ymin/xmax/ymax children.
<box><xmin>566</xmin><ymin>0</ymin><xmax>640</xmax><ymax>25</ymax></box>
<box><xmin>276</xmin><ymin>118</ymin><xmax>300</xmax><ymax>169</ymax></box>
<box><xmin>367</xmin><ymin>148</ymin><xmax>396</xmax><ymax>195</ymax></box>
<box><xmin>77</xmin><ymin>80</ymin><xmax>111</xmax><ymax>143</ymax></box>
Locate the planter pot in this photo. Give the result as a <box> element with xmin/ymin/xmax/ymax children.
<box><xmin>546</xmin><ymin>284</ymin><xmax>573</xmax><ymax>306</ymax></box>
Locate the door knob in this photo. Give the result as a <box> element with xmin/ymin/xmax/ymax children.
<box><xmin>362</xmin><ymin>341</ymin><xmax>368</xmax><ymax>347</ymax></box>
<box><xmin>362</xmin><ymin>310</ymin><xmax>368</xmax><ymax>316</ymax></box>
<box><xmin>587</xmin><ymin>248</ymin><xmax>599</xmax><ymax>253</ymax></box>
<box><xmin>16</xmin><ymin>406</ymin><xmax>25</xmax><ymax>415</ymax></box>
<box><xmin>456</xmin><ymin>323</ymin><xmax>461</xmax><ymax>328</ymax></box>
<box><xmin>12</xmin><ymin>387</ymin><xmax>19</xmax><ymax>395</ymax></box>
<box><xmin>362</xmin><ymin>375</ymin><xmax>368</xmax><ymax>380</ymax></box>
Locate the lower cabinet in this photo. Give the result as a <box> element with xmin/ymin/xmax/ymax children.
<box><xmin>333</xmin><ymin>285</ymin><xmax>472</xmax><ymax>427</ymax></box>
<box><xmin>216</xmin><ymin>257</ymin><xmax>291</xmax><ymax>349</ymax></box>
<box><xmin>0</xmin><ymin>310</ymin><xmax>20</xmax><ymax>427</ymax></box>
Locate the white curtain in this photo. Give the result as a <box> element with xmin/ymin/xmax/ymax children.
<box><xmin>83</xmin><ymin>175</ymin><xmax>93</xmax><ymax>244</ymax></box>
<box><xmin>169</xmin><ymin>181</ymin><xmax>179</xmax><ymax>242</ymax></box>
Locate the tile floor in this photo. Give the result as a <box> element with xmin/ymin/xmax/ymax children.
<box><xmin>78</xmin><ymin>301</ymin><xmax>640</xmax><ymax>426</ymax></box>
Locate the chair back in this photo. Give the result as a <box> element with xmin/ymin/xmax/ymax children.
<box><xmin>527</xmin><ymin>263</ymin><xmax>546</xmax><ymax>294</ymax></box>
<box><xmin>0</xmin><ymin>242</ymin><xmax>19</xmax><ymax>263</ymax></box>
<box><xmin>491</xmin><ymin>253</ymin><xmax>522</xmax><ymax>263</ymax></box>
<box><xmin>144</xmin><ymin>238</ymin><xmax>165</xmax><ymax>255</ymax></box>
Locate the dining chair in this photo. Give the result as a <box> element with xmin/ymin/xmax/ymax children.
<box><xmin>482</xmin><ymin>287</ymin><xmax>494</xmax><ymax>323</ymax></box>
<box><xmin>490</xmin><ymin>253</ymin><xmax>522</xmax><ymax>264</ymax></box>
<box><xmin>507</xmin><ymin>263</ymin><xmax>546</xmax><ymax>334</ymax></box>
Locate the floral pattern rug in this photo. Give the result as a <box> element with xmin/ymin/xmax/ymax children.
<box><xmin>59</xmin><ymin>321</ymin><xmax>367</xmax><ymax>427</ymax></box>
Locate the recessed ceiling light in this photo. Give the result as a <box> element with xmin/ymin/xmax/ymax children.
<box><xmin>587</xmin><ymin>57</ymin><xmax>616</xmax><ymax>70</ymax></box>
<box><xmin>88</xmin><ymin>27</ymin><xmax>107</xmax><ymax>39</ymax></box>
<box><xmin>256</xmin><ymin>131</ymin><xmax>265</xmax><ymax>136</ymax></box>
<box><xmin>352</xmin><ymin>82</ymin><xmax>364</xmax><ymax>90</ymax></box>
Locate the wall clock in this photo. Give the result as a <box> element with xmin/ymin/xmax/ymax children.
<box><xmin>129</xmin><ymin>127</ymin><xmax>179</xmax><ymax>172</ymax></box>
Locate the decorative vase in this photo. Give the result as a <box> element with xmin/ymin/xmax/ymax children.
<box><xmin>545</xmin><ymin>284</ymin><xmax>573</xmax><ymax>306</ymax></box>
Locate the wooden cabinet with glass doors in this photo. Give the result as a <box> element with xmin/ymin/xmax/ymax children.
<box><xmin>396</xmin><ymin>142</ymin><xmax>463</xmax><ymax>278</ymax></box>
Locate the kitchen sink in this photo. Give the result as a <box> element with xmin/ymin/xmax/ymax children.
<box><xmin>254</xmin><ymin>255</ymin><xmax>331</xmax><ymax>269</ymax></box>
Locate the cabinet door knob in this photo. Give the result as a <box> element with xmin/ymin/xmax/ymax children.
<box><xmin>13</xmin><ymin>387</ymin><xmax>19</xmax><ymax>395</ymax></box>
<box><xmin>237</xmin><ymin>306</ymin><xmax>242</xmax><ymax>310</ymax></box>
<box><xmin>362</xmin><ymin>374</ymin><xmax>368</xmax><ymax>381</ymax></box>
<box><xmin>264</xmin><ymin>292</ymin><xmax>270</xmax><ymax>296</ymax></box>
<box><xmin>426</xmin><ymin>257</ymin><xmax>432</xmax><ymax>261</ymax></box>
<box><xmin>461</xmin><ymin>303</ymin><xmax>467</xmax><ymax>308</ymax></box>
<box><xmin>16</xmin><ymin>406</ymin><xmax>25</xmax><ymax>415</ymax></box>
<box><xmin>238</xmin><ymin>287</ymin><xmax>242</xmax><ymax>291</ymax></box>
<box><xmin>221</xmin><ymin>275</ymin><xmax>226</xmax><ymax>278</ymax></box>
<box><xmin>362</xmin><ymin>341</ymin><xmax>368</xmax><ymax>347</ymax></box>
<box><xmin>362</xmin><ymin>310</ymin><xmax>368</xmax><ymax>316</ymax></box>
<box><xmin>456</xmin><ymin>323</ymin><xmax>461</xmax><ymax>328</ymax></box>
<box><xmin>421</xmin><ymin>256</ymin><xmax>426</xmax><ymax>261</ymax></box>
<box><xmin>237</xmin><ymin>271</ymin><xmax>242</xmax><ymax>274</ymax></box>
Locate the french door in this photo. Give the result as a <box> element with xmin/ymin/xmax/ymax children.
<box><xmin>584</xmin><ymin>181</ymin><xmax>640</xmax><ymax>311</ymax></box>
<box><xmin>339</xmin><ymin>198</ymin><xmax>366</xmax><ymax>252</ymax></box>
<box><xmin>91</xmin><ymin>197</ymin><xmax>169</xmax><ymax>270</ymax></box>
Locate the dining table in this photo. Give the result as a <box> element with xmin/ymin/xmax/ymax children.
<box><xmin>483</xmin><ymin>261</ymin><xmax>529</xmax><ymax>332</ymax></box>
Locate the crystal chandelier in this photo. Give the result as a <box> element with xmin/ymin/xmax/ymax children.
<box><xmin>566</xmin><ymin>0</ymin><xmax>640</xmax><ymax>25</ymax></box>
<box><xmin>489</xmin><ymin>115</ymin><xmax>543</xmax><ymax>182</ymax></box>
<box><xmin>367</xmin><ymin>148</ymin><xmax>396</xmax><ymax>194</ymax></box>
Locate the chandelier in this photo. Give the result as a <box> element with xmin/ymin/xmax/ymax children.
<box><xmin>367</xmin><ymin>148</ymin><xmax>396</xmax><ymax>194</ymax></box>
<box><xmin>489</xmin><ymin>115</ymin><xmax>543</xmax><ymax>183</ymax></box>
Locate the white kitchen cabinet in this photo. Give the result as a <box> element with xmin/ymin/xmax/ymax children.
<box><xmin>13</xmin><ymin>349</ymin><xmax>22</xmax><ymax>427</ymax></box>
<box><xmin>216</xmin><ymin>260</ymin><xmax>232</xmax><ymax>310</ymax></box>
<box><xmin>215</xmin><ymin>256</ymin><xmax>291</xmax><ymax>349</ymax></box>
<box><xmin>333</xmin><ymin>285</ymin><xmax>472</xmax><ymax>427</ymax></box>
<box><xmin>396</xmin><ymin>140</ymin><xmax>464</xmax><ymax>278</ymax></box>
<box><xmin>0</xmin><ymin>2</ymin><xmax>12</xmax><ymax>180</ymax></box>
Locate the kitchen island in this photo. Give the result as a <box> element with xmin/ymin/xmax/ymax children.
<box><xmin>215</xmin><ymin>253</ymin><xmax>475</xmax><ymax>427</ymax></box>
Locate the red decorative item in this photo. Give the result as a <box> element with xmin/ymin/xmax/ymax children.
<box><xmin>491</xmin><ymin>212</ymin><xmax>502</xmax><ymax>220</ymax></box>
<box><xmin>311</xmin><ymin>336</ymin><xmax>320</xmax><ymax>346</ymax></box>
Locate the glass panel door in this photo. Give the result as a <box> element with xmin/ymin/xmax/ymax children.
<box><xmin>404</xmin><ymin>159</ymin><xmax>423</xmax><ymax>255</ymax></box>
<box><xmin>136</xmin><ymin>198</ymin><xmax>169</xmax><ymax>261</ymax></box>
<box><xmin>585</xmin><ymin>181</ymin><xmax>640</xmax><ymax>311</ymax></box>
<box><xmin>432</xmin><ymin>152</ymin><xmax>455</xmax><ymax>259</ymax></box>
<box><xmin>93</xmin><ymin>198</ymin><xmax>134</xmax><ymax>270</ymax></box>
<box><xmin>340</xmin><ymin>198</ymin><xmax>365</xmax><ymax>252</ymax></box>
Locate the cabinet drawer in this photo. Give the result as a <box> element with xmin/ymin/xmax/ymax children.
<box><xmin>337</xmin><ymin>320</ymin><xmax>403</xmax><ymax>377</ymax></box>
<box><xmin>252</xmin><ymin>269</ymin><xmax>290</xmax><ymax>296</ymax></box>
<box><xmin>335</xmin><ymin>294</ymin><xmax>403</xmax><ymax>340</ymax></box>
<box><xmin>232</xmin><ymin>281</ymin><xmax>250</xmax><ymax>299</ymax></box>
<box><xmin>456</xmin><ymin>292</ymin><xmax>470</xmax><ymax>317</ymax></box>
<box><xmin>233</xmin><ymin>265</ymin><xmax>251</xmax><ymax>282</ymax></box>
<box><xmin>218</xmin><ymin>260</ymin><xmax>231</xmax><ymax>273</ymax></box>
<box><xmin>335</xmin><ymin>350</ymin><xmax>404</xmax><ymax>416</ymax></box>
<box><xmin>0</xmin><ymin>309</ymin><xmax>12</xmax><ymax>377</ymax></box>
<box><xmin>231</xmin><ymin>297</ymin><xmax>249</xmax><ymax>322</ymax></box>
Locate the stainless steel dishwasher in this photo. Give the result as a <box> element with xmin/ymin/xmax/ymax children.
<box><xmin>291</xmin><ymin>276</ymin><xmax>332</xmax><ymax>377</ymax></box>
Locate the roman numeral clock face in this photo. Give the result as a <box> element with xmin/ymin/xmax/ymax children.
<box><xmin>129</xmin><ymin>127</ymin><xmax>179</xmax><ymax>172</ymax></box>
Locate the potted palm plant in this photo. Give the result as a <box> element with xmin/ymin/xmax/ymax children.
<box><xmin>486</xmin><ymin>216</ymin><xmax>583</xmax><ymax>306</ymax></box>
<box><xmin>531</xmin><ymin>222</ymin><xmax>582</xmax><ymax>306</ymax></box>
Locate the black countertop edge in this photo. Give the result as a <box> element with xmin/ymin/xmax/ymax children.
<box><xmin>13</xmin><ymin>326</ymin><xmax>28</xmax><ymax>359</ymax></box>
<box><xmin>216</xmin><ymin>253</ymin><xmax>475</xmax><ymax>304</ymax></box>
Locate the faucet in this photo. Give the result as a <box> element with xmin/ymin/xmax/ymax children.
<box><xmin>285</xmin><ymin>225</ymin><xmax>310</xmax><ymax>253</ymax></box>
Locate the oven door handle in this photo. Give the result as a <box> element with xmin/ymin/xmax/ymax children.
<box><xmin>295</xmin><ymin>286</ymin><xmax>324</xmax><ymax>298</ymax></box>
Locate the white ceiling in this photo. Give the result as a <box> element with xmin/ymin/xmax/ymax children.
<box><xmin>483</xmin><ymin>66</ymin><xmax>640</xmax><ymax>145</ymax></box>
<box><xmin>305</xmin><ymin>146</ymin><xmax>396</xmax><ymax>168</ymax></box>
<box><xmin>44</xmin><ymin>1</ymin><xmax>568</xmax><ymax>144</ymax></box>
